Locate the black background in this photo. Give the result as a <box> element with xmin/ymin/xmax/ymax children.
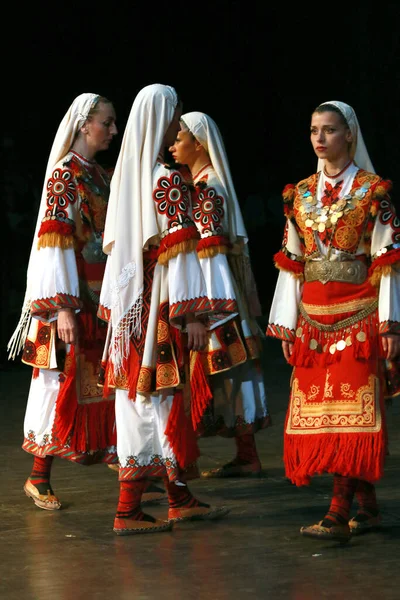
<box><xmin>2</xmin><ymin>1</ymin><xmax>400</xmax><ymax>362</ymax></box>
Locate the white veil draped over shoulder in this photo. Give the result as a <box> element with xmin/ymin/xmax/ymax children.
<box><xmin>102</xmin><ymin>84</ymin><xmax>178</xmax><ymax>372</ymax></box>
<box><xmin>7</xmin><ymin>93</ymin><xmax>100</xmax><ymax>359</ymax></box>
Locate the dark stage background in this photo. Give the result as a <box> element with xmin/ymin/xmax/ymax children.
<box><xmin>2</xmin><ymin>1</ymin><xmax>400</xmax><ymax>365</ymax></box>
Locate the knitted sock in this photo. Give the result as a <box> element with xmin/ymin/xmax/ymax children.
<box><xmin>164</xmin><ymin>478</ymin><xmax>209</xmax><ymax>509</ymax></box>
<box><xmin>115</xmin><ymin>480</ymin><xmax>156</xmax><ymax>522</ymax></box>
<box><xmin>321</xmin><ymin>474</ymin><xmax>357</xmax><ymax>527</ymax></box>
<box><xmin>234</xmin><ymin>433</ymin><xmax>260</xmax><ymax>465</ymax></box>
<box><xmin>353</xmin><ymin>479</ymin><xmax>379</xmax><ymax>520</ymax></box>
<box><xmin>29</xmin><ymin>456</ymin><xmax>54</xmax><ymax>494</ymax></box>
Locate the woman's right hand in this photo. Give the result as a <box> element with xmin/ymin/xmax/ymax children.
<box><xmin>282</xmin><ymin>340</ymin><xmax>294</xmax><ymax>363</ymax></box>
<box><xmin>57</xmin><ymin>308</ymin><xmax>78</xmax><ymax>345</ymax></box>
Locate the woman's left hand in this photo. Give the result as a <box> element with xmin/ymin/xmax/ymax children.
<box><xmin>381</xmin><ymin>334</ymin><xmax>400</xmax><ymax>360</ymax></box>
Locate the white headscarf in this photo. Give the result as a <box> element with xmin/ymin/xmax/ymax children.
<box><xmin>102</xmin><ymin>83</ymin><xmax>178</xmax><ymax>372</ymax></box>
<box><xmin>7</xmin><ymin>93</ymin><xmax>100</xmax><ymax>359</ymax></box>
<box><xmin>180</xmin><ymin>111</ymin><xmax>248</xmax><ymax>244</ymax></box>
<box><xmin>181</xmin><ymin>112</ymin><xmax>263</xmax><ymax>318</ymax></box>
<box><xmin>316</xmin><ymin>100</ymin><xmax>375</xmax><ymax>173</ymax></box>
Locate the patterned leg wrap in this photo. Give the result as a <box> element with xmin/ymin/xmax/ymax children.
<box><xmin>321</xmin><ymin>474</ymin><xmax>357</xmax><ymax>527</ymax></box>
<box><xmin>165</xmin><ymin>479</ymin><xmax>209</xmax><ymax>510</ymax></box>
<box><xmin>29</xmin><ymin>455</ymin><xmax>54</xmax><ymax>495</ymax></box>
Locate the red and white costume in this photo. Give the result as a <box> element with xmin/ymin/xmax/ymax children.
<box><xmin>99</xmin><ymin>86</ymin><xmax>222</xmax><ymax>481</ymax></box>
<box><xmin>180</xmin><ymin>112</ymin><xmax>270</xmax><ymax>438</ymax></box>
<box><xmin>267</xmin><ymin>101</ymin><xmax>400</xmax><ymax>486</ymax></box>
<box><xmin>8</xmin><ymin>94</ymin><xmax>117</xmax><ymax>464</ymax></box>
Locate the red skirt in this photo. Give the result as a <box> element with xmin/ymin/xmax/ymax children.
<box><xmin>285</xmin><ymin>280</ymin><xmax>388</xmax><ymax>486</ymax></box>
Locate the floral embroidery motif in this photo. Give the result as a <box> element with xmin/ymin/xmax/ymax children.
<box><xmin>193</xmin><ymin>186</ymin><xmax>224</xmax><ymax>235</ymax></box>
<box><xmin>153</xmin><ymin>172</ymin><xmax>190</xmax><ymax>227</ymax></box>
<box><xmin>378</xmin><ymin>198</ymin><xmax>400</xmax><ymax>244</ymax></box>
<box><xmin>46</xmin><ymin>168</ymin><xmax>77</xmax><ymax>219</ymax></box>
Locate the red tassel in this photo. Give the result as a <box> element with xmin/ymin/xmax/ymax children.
<box><xmin>274</xmin><ymin>250</ymin><xmax>304</xmax><ymax>275</ymax></box>
<box><xmin>68</xmin><ymin>400</ymin><xmax>116</xmax><ymax>453</ymax></box>
<box><xmin>158</xmin><ymin>225</ymin><xmax>199</xmax><ymax>255</ymax></box>
<box><xmin>126</xmin><ymin>343</ymin><xmax>141</xmax><ymax>400</ymax></box>
<box><xmin>52</xmin><ymin>345</ymin><xmax>78</xmax><ymax>445</ymax></box>
<box><xmin>197</xmin><ymin>235</ymin><xmax>230</xmax><ymax>253</ymax></box>
<box><xmin>368</xmin><ymin>248</ymin><xmax>400</xmax><ymax>277</ymax></box>
<box><xmin>284</xmin><ymin>429</ymin><xmax>386</xmax><ymax>487</ymax></box>
<box><xmin>32</xmin><ymin>368</ymin><xmax>39</xmax><ymax>379</ymax></box>
<box><xmin>164</xmin><ymin>389</ymin><xmax>200</xmax><ymax>469</ymax></box>
<box><xmin>190</xmin><ymin>352</ymin><xmax>213</xmax><ymax>429</ymax></box>
<box><xmin>38</xmin><ymin>220</ymin><xmax>75</xmax><ymax>238</ymax></box>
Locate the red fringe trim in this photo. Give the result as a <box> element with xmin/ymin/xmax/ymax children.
<box><xmin>164</xmin><ymin>389</ymin><xmax>200</xmax><ymax>469</ymax></box>
<box><xmin>127</xmin><ymin>344</ymin><xmax>141</xmax><ymax>400</ymax></box>
<box><xmin>284</xmin><ymin>429</ymin><xmax>386</xmax><ymax>486</ymax></box>
<box><xmin>38</xmin><ymin>220</ymin><xmax>75</xmax><ymax>238</ymax></box>
<box><xmin>158</xmin><ymin>225</ymin><xmax>199</xmax><ymax>255</ymax></box>
<box><xmin>197</xmin><ymin>235</ymin><xmax>230</xmax><ymax>253</ymax></box>
<box><xmin>68</xmin><ymin>400</ymin><xmax>116</xmax><ymax>452</ymax></box>
<box><xmin>52</xmin><ymin>345</ymin><xmax>78</xmax><ymax>445</ymax></box>
<box><xmin>289</xmin><ymin>314</ymin><xmax>378</xmax><ymax>368</ymax></box>
<box><xmin>282</xmin><ymin>183</ymin><xmax>295</xmax><ymax>199</ymax></box>
<box><xmin>274</xmin><ymin>250</ymin><xmax>304</xmax><ymax>275</ymax></box>
<box><xmin>53</xmin><ymin>346</ymin><xmax>116</xmax><ymax>451</ymax></box>
<box><xmin>368</xmin><ymin>248</ymin><xmax>400</xmax><ymax>277</ymax></box>
<box><xmin>190</xmin><ymin>352</ymin><xmax>213</xmax><ymax>430</ymax></box>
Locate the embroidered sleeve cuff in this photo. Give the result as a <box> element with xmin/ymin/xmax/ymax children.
<box><xmin>31</xmin><ymin>294</ymin><xmax>81</xmax><ymax>320</ymax></box>
<box><xmin>380</xmin><ymin>320</ymin><xmax>400</xmax><ymax>335</ymax></box>
<box><xmin>169</xmin><ymin>296</ymin><xmax>212</xmax><ymax>322</ymax></box>
<box><xmin>97</xmin><ymin>303</ymin><xmax>111</xmax><ymax>323</ymax></box>
<box><xmin>266</xmin><ymin>323</ymin><xmax>295</xmax><ymax>342</ymax></box>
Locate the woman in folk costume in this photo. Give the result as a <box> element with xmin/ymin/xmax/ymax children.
<box><xmin>99</xmin><ymin>84</ymin><xmax>230</xmax><ymax>535</ymax></box>
<box><xmin>267</xmin><ymin>100</ymin><xmax>400</xmax><ymax>542</ymax></box>
<box><xmin>7</xmin><ymin>93</ymin><xmax>119</xmax><ymax>511</ymax></box>
<box><xmin>168</xmin><ymin>112</ymin><xmax>271</xmax><ymax>478</ymax></box>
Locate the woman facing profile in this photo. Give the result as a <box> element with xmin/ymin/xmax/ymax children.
<box><xmin>8</xmin><ymin>93</ymin><xmax>118</xmax><ymax>510</ymax></box>
<box><xmin>169</xmin><ymin>112</ymin><xmax>270</xmax><ymax>478</ymax></box>
<box><xmin>267</xmin><ymin>100</ymin><xmax>400</xmax><ymax>543</ymax></box>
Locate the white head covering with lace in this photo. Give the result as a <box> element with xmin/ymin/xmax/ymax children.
<box><xmin>180</xmin><ymin>111</ymin><xmax>248</xmax><ymax>244</ymax></box>
<box><xmin>102</xmin><ymin>83</ymin><xmax>178</xmax><ymax>372</ymax></box>
<box><xmin>8</xmin><ymin>93</ymin><xmax>100</xmax><ymax>359</ymax></box>
<box><xmin>316</xmin><ymin>100</ymin><xmax>375</xmax><ymax>174</ymax></box>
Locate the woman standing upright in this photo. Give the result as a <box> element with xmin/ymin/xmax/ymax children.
<box><xmin>99</xmin><ymin>85</ymin><xmax>230</xmax><ymax>535</ymax></box>
<box><xmin>267</xmin><ymin>100</ymin><xmax>400</xmax><ymax>542</ymax></box>
<box><xmin>169</xmin><ymin>112</ymin><xmax>270</xmax><ymax>478</ymax></box>
<box><xmin>8</xmin><ymin>93</ymin><xmax>118</xmax><ymax>510</ymax></box>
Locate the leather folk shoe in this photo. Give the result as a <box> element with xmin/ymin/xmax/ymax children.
<box><xmin>349</xmin><ymin>513</ymin><xmax>382</xmax><ymax>535</ymax></box>
<box><xmin>113</xmin><ymin>515</ymin><xmax>172</xmax><ymax>535</ymax></box>
<box><xmin>23</xmin><ymin>479</ymin><xmax>62</xmax><ymax>511</ymax></box>
<box><xmin>300</xmin><ymin>521</ymin><xmax>351</xmax><ymax>543</ymax></box>
<box><xmin>168</xmin><ymin>505</ymin><xmax>230</xmax><ymax>523</ymax></box>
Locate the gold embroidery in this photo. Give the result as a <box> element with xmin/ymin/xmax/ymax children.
<box><xmin>334</xmin><ymin>225</ymin><xmax>359</xmax><ymax>250</ymax></box>
<box><xmin>302</xmin><ymin>296</ymin><xmax>376</xmax><ymax>315</ymax></box>
<box><xmin>324</xmin><ymin>371</ymin><xmax>333</xmax><ymax>398</ymax></box>
<box><xmin>341</xmin><ymin>382</ymin><xmax>355</xmax><ymax>398</ymax></box>
<box><xmin>286</xmin><ymin>375</ymin><xmax>381</xmax><ymax>434</ymax></box>
<box><xmin>308</xmin><ymin>384</ymin><xmax>320</xmax><ymax>401</ymax></box>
